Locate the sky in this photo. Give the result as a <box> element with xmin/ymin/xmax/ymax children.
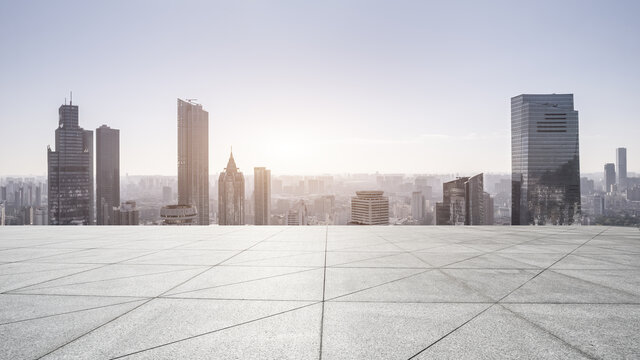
<box><xmin>0</xmin><ymin>0</ymin><xmax>639</xmax><ymax>176</ymax></box>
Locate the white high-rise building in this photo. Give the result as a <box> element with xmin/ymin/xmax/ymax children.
<box><xmin>350</xmin><ymin>191</ymin><xmax>389</xmax><ymax>225</ymax></box>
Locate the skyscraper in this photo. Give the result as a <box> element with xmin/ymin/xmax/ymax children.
<box><xmin>616</xmin><ymin>147</ymin><xmax>627</xmax><ymax>189</ymax></box>
<box><xmin>511</xmin><ymin>94</ymin><xmax>581</xmax><ymax>225</ymax></box>
<box><xmin>436</xmin><ymin>177</ymin><xmax>468</xmax><ymax>225</ymax></box>
<box><xmin>177</xmin><ymin>99</ymin><xmax>209</xmax><ymax>225</ymax></box>
<box><xmin>411</xmin><ymin>191</ymin><xmax>425</xmax><ymax>224</ymax></box>
<box><xmin>47</xmin><ymin>101</ymin><xmax>94</xmax><ymax>225</ymax></box>
<box><xmin>464</xmin><ymin>173</ymin><xmax>484</xmax><ymax>225</ymax></box>
<box><xmin>254</xmin><ymin>167</ymin><xmax>271</xmax><ymax>225</ymax></box>
<box><xmin>218</xmin><ymin>151</ymin><xmax>245</xmax><ymax>225</ymax></box>
<box><xmin>96</xmin><ymin>125</ymin><xmax>120</xmax><ymax>225</ymax></box>
<box><xmin>604</xmin><ymin>163</ymin><xmax>616</xmax><ymax>193</ymax></box>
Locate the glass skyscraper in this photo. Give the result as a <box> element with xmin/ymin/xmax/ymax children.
<box><xmin>47</xmin><ymin>102</ymin><xmax>94</xmax><ymax>225</ymax></box>
<box><xmin>96</xmin><ymin>125</ymin><xmax>120</xmax><ymax>225</ymax></box>
<box><xmin>511</xmin><ymin>94</ymin><xmax>581</xmax><ymax>225</ymax></box>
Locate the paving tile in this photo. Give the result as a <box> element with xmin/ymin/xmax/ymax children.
<box><xmin>166</xmin><ymin>266</ymin><xmax>325</xmax><ymax>301</ymax></box>
<box><xmin>504</xmin><ymin>304</ymin><xmax>640</xmax><ymax>360</ymax></box>
<box><xmin>41</xmin><ymin>299</ymin><xmax>317</xmax><ymax>359</ymax></box>
<box><xmin>12</xmin><ymin>264</ymin><xmax>208</xmax><ymax>297</ymax></box>
<box><xmin>322</xmin><ymin>302</ymin><xmax>487</xmax><ymax>360</ymax></box>
<box><xmin>0</xmin><ymin>299</ymin><xmax>145</xmax><ymax>359</ymax></box>
<box><xmin>413</xmin><ymin>305</ymin><xmax>592</xmax><ymax>359</ymax></box>
<box><xmin>503</xmin><ymin>270</ymin><xmax>639</xmax><ymax>303</ymax></box>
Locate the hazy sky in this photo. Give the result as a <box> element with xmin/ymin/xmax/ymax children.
<box><xmin>1</xmin><ymin>0</ymin><xmax>639</xmax><ymax>176</ymax></box>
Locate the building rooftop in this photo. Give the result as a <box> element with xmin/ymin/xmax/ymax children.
<box><xmin>0</xmin><ymin>226</ymin><xmax>638</xmax><ymax>359</ymax></box>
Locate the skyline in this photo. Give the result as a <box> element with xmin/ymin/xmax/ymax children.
<box><xmin>1</xmin><ymin>1</ymin><xmax>639</xmax><ymax>175</ymax></box>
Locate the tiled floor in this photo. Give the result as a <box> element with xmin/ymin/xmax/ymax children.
<box><xmin>0</xmin><ymin>226</ymin><xmax>638</xmax><ymax>359</ymax></box>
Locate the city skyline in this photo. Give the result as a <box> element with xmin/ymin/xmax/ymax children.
<box><xmin>1</xmin><ymin>1</ymin><xmax>640</xmax><ymax>176</ymax></box>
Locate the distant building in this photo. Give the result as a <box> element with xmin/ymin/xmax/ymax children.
<box><xmin>592</xmin><ymin>195</ymin><xmax>605</xmax><ymax>216</ymax></box>
<box><xmin>112</xmin><ymin>201</ymin><xmax>139</xmax><ymax>225</ymax></box>
<box><xmin>483</xmin><ymin>192</ymin><xmax>494</xmax><ymax>225</ymax></box>
<box><xmin>616</xmin><ymin>147</ymin><xmax>627</xmax><ymax>189</ymax></box>
<box><xmin>96</xmin><ymin>125</ymin><xmax>120</xmax><ymax>225</ymax></box>
<box><xmin>162</xmin><ymin>186</ymin><xmax>172</xmax><ymax>203</ymax></box>
<box><xmin>218</xmin><ymin>151</ymin><xmax>245</xmax><ymax>225</ymax></box>
<box><xmin>254</xmin><ymin>167</ymin><xmax>271</xmax><ymax>225</ymax></box>
<box><xmin>350</xmin><ymin>191</ymin><xmax>389</xmax><ymax>225</ymax></box>
<box><xmin>436</xmin><ymin>177</ymin><xmax>468</xmax><ymax>225</ymax></box>
<box><xmin>313</xmin><ymin>195</ymin><xmax>335</xmax><ymax>222</ymax></box>
<box><xmin>465</xmin><ymin>173</ymin><xmax>484</xmax><ymax>225</ymax></box>
<box><xmin>411</xmin><ymin>191</ymin><xmax>425</xmax><ymax>224</ymax></box>
<box><xmin>47</xmin><ymin>101</ymin><xmax>94</xmax><ymax>225</ymax></box>
<box><xmin>511</xmin><ymin>94</ymin><xmax>581</xmax><ymax>225</ymax></box>
<box><xmin>436</xmin><ymin>174</ymin><xmax>492</xmax><ymax>225</ymax></box>
<box><xmin>177</xmin><ymin>99</ymin><xmax>209</xmax><ymax>225</ymax></box>
<box><xmin>286</xmin><ymin>200</ymin><xmax>308</xmax><ymax>225</ymax></box>
<box><xmin>160</xmin><ymin>204</ymin><xmax>197</xmax><ymax>225</ymax></box>
<box><xmin>0</xmin><ymin>203</ymin><xmax>5</xmax><ymax>226</ymax></box>
<box><xmin>604</xmin><ymin>163</ymin><xmax>616</xmax><ymax>193</ymax></box>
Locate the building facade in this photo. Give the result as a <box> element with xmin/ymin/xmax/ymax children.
<box><xmin>177</xmin><ymin>99</ymin><xmax>209</xmax><ymax>225</ymax></box>
<box><xmin>254</xmin><ymin>167</ymin><xmax>271</xmax><ymax>225</ymax></box>
<box><xmin>160</xmin><ymin>204</ymin><xmax>197</xmax><ymax>225</ymax></box>
<box><xmin>286</xmin><ymin>200</ymin><xmax>307</xmax><ymax>225</ymax></box>
<box><xmin>511</xmin><ymin>94</ymin><xmax>581</xmax><ymax>225</ymax></box>
<box><xmin>411</xmin><ymin>191</ymin><xmax>425</xmax><ymax>224</ymax></box>
<box><xmin>350</xmin><ymin>191</ymin><xmax>389</xmax><ymax>225</ymax></box>
<box><xmin>436</xmin><ymin>177</ymin><xmax>468</xmax><ymax>225</ymax></box>
<box><xmin>96</xmin><ymin>125</ymin><xmax>120</xmax><ymax>225</ymax></box>
<box><xmin>465</xmin><ymin>173</ymin><xmax>484</xmax><ymax>225</ymax></box>
<box><xmin>616</xmin><ymin>147</ymin><xmax>627</xmax><ymax>189</ymax></box>
<box><xmin>111</xmin><ymin>201</ymin><xmax>139</xmax><ymax>225</ymax></box>
<box><xmin>47</xmin><ymin>102</ymin><xmax>94</xmax><ymax>225</ymax></box>
<box><xmin>604</xmin><ymin>163</ymin><xmax>616</xmax><ymax>193</ymax></box>
<box><xmin>218</xmin><ymin>152</ymin><xmax>245</xmax><ymax>225</ymax></box>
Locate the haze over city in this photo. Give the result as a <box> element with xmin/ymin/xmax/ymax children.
<box><xmin>1</xmin><ymin>0</ymin><xmax>639</xmax><ymax>176</ymax></box>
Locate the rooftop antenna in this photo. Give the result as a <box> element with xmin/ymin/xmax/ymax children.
<box><xmin>70</xmin><ymin>91</ymin><xmax>73</xmax><ymax>105</ymax></box>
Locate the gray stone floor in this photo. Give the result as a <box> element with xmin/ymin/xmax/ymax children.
<box><xmin>0</xmin><ymin>226</ymin><xmax>639</xmax><ymax>359</ymax></box>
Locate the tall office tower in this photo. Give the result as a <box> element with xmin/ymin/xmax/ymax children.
<box><xmin>47</xmin><ymin>101</ymin><xmax>94</xmax><ymax>225</ymax></box>
<box><xmin>35</xmin><ymin>186</ymin><xmax>41</xmax><ymax>207</ymax></box>
<box><xmin>350</xmin><ymin>191</ymin><xmax>389</xmax><ymax>225</ymax></box>
<box><xmin>218</xmin><ymin>151</ymin><xmax>245</xmax><ymax>225</ymax></box>
<box><xmin>177</xmin><ymin>99</ymin><xmax>209</xmax><ymax>225</ymax></box>
<box><xmin>436</xmin><ymin>177</ymin><xmax>468</xmax><ymax>225</ymax></box>
<box><xmin>604</xmin><ymin>163</ymin><xmax>616</xmax><ymax>193</ymax></box>
<box><xmin>465</xmin><ymin>173</ymin><xmax>485</xmax><ymax>225</ymax></box>
<box><xmin>483</xmin><ymin>192</ymin><xmax>494</xmax><ymax>225</ymax></box>
<box><xmin>411</xmin><ymin>191</ymin><xmax>425</xmax><ymax>224</ymax></box>
<box><xmin>616</xmin><ymin>147</ymin><xmax>627</xmax><ymax>189</ymax></box>
<box><xmin>254</xmin><ymin>167</ymin><xmax>271</xmax><ymax>225</ymax></box>
<box><xmin>96</xmin><ymin>125</ymin><xmax>120</xmax><ymax>225</ymax></box>
<box><xmin>1</xmin><ymin>186</ymin><xmax>6</xmax><ymax>201</ymax></box>
<box><xmin>511</xmin><ymin>94</ymin><xmax>581</xmax><ymax>225</ymax></box>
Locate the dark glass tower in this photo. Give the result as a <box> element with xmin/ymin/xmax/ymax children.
<box><xmin>616</xmin><ymin>147</ymin><xmax>627</xmax><ymax>189</ymax></box>
<box><xmin>511</xmin><ymin>94</ymin><xmax>581</xmax><ymax>225</ymax></box>
<box><xmin>47</xmin><ymin>102</ymin><xmax>94</xmax><ymax>225</ymax></box>
<box><xmin>96</xmin><ymin>125</ymin><xmax>120</xmax><ymax>225</ymax></box>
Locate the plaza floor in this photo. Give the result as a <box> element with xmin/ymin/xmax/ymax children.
<box><xmin>0</xmin><ymin>226</ymin><xmax>638</xmax><ymax>359</ymax></box>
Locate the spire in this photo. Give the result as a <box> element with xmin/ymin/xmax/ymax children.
<box><xmin>225</xmin><ymin>148</ymin><xmax>237</xmax><ymax>172</ymax></box>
